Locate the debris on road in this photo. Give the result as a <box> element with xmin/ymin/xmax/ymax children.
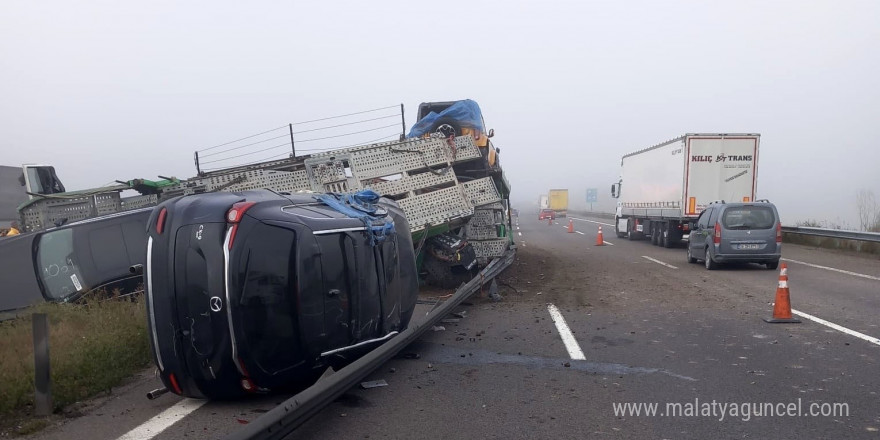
<box><xmin>432</xmin><ymin>326</ymin><xmax>446</xmax><ymax>332</ymax></box>
<box><xmin>360</xmin><ymin>380</ymin><xmax>389</xmax><ymax>389</ymax></box>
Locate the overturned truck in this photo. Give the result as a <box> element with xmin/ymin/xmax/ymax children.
<box><xmin>16</xmin><ymin>99</ymin><xmax>513</xmax><ymax>292</ymax></box>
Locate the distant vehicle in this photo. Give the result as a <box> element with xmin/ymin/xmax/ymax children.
<box><xmin>0</xmin><ymin>208</ymin><xmax>150</xmax><ymax>313</ymax></box>
<box><xmin>687</xmin><ymin>200</ymin><xmax>782</xmax><ymax>270</ymax></box>
<box><xmin>144</xmin><ymin>190</ymin><xmax>418</xmax><ymax>399</ymax></box>
<box><xmin>610</xmin><ymin>133</ymin><xmax>760</xmax><ymax>247</ymax></box>
<box><xmin>539</xmin><ymin>195</ymin><xmax>549</xmax><ymax>211</ymax></box>
<box><xmin>539</xmin><ymin>209</ymin><xmax>556</xmax><ymax>220</ymax></box>
<box><xmin>548</xmin><ymin>189</ymin><xmax>568</xmax><ymax>217</ymax></box>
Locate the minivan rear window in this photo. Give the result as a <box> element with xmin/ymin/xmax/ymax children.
<box><xmin>721</xmin><ymin>206</ymin><xmax>775</xmax><ymax>230</ymax></box>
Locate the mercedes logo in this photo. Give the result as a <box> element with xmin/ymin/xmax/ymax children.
<box><xmin>210</xmin><ymin>296</ymin><xmax>223</xmax><ymax>312</ymax></box>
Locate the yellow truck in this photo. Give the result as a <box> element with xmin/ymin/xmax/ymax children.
<box><xmin>548</xmin><ymin>189</ymin><xmax>568</xmax><ymax>217</ymax></box>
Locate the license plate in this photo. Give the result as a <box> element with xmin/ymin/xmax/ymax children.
<box><xmin>737</xmin><ymin>244</ymin><xmax>760</xmax><ymax>250</ymax></box>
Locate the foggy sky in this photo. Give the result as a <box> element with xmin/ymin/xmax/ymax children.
<box><xmin>2</xmin><ymin>1</ymin><xmax>878</xmax><ymax>228</ymax></box>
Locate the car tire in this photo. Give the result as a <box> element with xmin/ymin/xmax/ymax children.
<box><xmin>766</xmin><ymin>260</ymin><xmax>779</xmax><ymax>270</ymax></box>
<box><xmin>704</xmin><ymin>248</ymin><xmax>717</xmax><ymax>270</ymax></box>
<box><xmin>687</xmin><ymin>247</ymin><xmax>697</xmax><ymax>264</ymax></box>
<box><xmin>430</xmin><ymin>117</ymin><xmax>463</xmax><ymax>138</ymax></box>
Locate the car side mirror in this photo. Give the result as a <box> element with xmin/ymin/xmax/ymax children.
<box><xmin>487</xmin><ymin>128</ymin><xmax>494</xmax><ymax>138</ymax></box>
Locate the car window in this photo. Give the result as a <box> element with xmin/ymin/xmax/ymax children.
<box><xmin>36</xmin><ymin>229</ymin><xmax>87</xmax><ymax>300</ymax></box>
<box><xmin>238</xmin><ymin>223</ymin><xmax>302</xmax><ymax>374</ymax></box>
<box><xmin>697</xmin><ymin>208</ymin><xmax>712</xmax><ymax>229</ymax></box>
<box><xmin>722</xmin><ymin>206</ymin><xmax>776</xmax><ymax>230</ymax></box>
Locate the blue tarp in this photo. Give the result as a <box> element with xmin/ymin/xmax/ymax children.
<box><xmin>314</xmin><ymin>190</ymin><xmax>394</xmax><ymax>246</ymax></box>
<box><xmin>406</xmin><ymin>99</ymin><xmax>485</xmax><ymax>139</ymax></box>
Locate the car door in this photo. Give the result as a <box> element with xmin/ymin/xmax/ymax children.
<box><xmin>690</xmin><ymin>208</ymin><xmax>712</xmax><ymax>253</ymax></box>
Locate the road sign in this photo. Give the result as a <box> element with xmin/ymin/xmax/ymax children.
<box><xmin>586</xmin><ymin>188</ymin><xmax>598</xmax><ymax>203</ymax></box>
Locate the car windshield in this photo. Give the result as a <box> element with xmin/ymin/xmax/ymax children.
<box><xmin>236</xmin><ymin>222</ymin><xmax>302</xmax><ymax>374</ymax></box>
<box><xmin>722</xmin><ymin>206</ymin><xmax>775</xmax><ymax>230</ymax></box>
<box><xmin>36</xmin><ymin>229</ymin><xmax>87</xmax><ymax>300</ymax></box>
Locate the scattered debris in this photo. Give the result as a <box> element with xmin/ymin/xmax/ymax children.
<box><xmin>451</xmin><ymin>311</ymin><xmax>468</xmax><ymax>318</ymax></box>
<box><xmin>488</xmin><ymin>280</ymin><xmax>502</xmax><ymax>301</ymax></box>
<box><xmin>236</xmin><ymin>419</ymin><xmax>250</xmax><ymax>424</ymax></box>
<box><xmin>389</xmin><ymin>368</ymin><xmax>397</xmax><ymax>373</ymax></box>
<box><xmin>360</xmin><ymin>379</ymin><xmax>388</xmax><ymax>389</ymax></box>
<box><xmin>400</xmin><ymin>352</ymin><xmax>420</xmax><ymax>359</ymax></box>
<box><xmin>432</xmin><ymin>326</ymin><xmax>446</xmax><ymax>332</ymax></box>
<box><xmin>441</xmin><ymin>318</ymin><xmax>461</xmax><ymax>324</ymax></box>
<box><xmin>563</xmin><ymin>362</ymin><xmax>571</xmax><ymax>368</ymax></box>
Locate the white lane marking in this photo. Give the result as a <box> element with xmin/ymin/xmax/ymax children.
<box><xmin>602</xmin><ymin>241</ymin><xmax>615</xmax><ymax>246</ymax></box>
<box><xmin>575</xmin><ymin>231</ymin><xmax>585</xmax><ymax>235</ymax></box>
<box><xmin>117</xmin><ymin>399</ymin><xmax>207</xmax><ymax>440</ymax></box>
<box><xmin>641</xmin><ymin>256</ymin><xmax>678</xmax><ymax>269</ymax></box>
<box><xmin>547</xmin><ymin>304</ymin><xmax>586</xmax><ymax>360</ymax></box>
<box><xmin>782</xmin><ymin>258</ymin><xmax>880</xmax><ymax>281</ymax></box>
<box><xmin>791</xmin><ymin>308</ymin><xmax>880</xmax><ymax>347</ymax></box>
<box><xmin>571</xmin><ymin>216</ymin><xmax>615</xmax><ymax>227</ymax></box>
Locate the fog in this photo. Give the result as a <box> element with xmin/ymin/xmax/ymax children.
<box><xmin>2</xmin><ymin>1</ymin><xmax>877</xmax><ymax>228</ymax></box>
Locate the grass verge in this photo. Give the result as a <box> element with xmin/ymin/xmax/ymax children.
<box><xmin>0</xmin><ymin>297</ymin><xmax>150</xmax><ymax>433</ymax></box>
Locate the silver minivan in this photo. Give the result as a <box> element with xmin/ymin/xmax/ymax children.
<box><xmin>687</xmin><ymin>201</ymin><xmax>782</xmax><ymax>270</ymax></box>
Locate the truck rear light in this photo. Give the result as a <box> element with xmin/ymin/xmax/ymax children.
<box><xmin>226</xmin><ymin>202</ymin><xmax>256</xmax><ymax>249</ymax></box>
<box><xmin>714</xmin><ymin>221</ymin><xmax>721</xmax><ymax>245</ymax></box>
<box><xmin>156</xmin><ymin>208</ymin><xmax>168</xmax><ymax>234</ymax></box>
<box><xmin>776</xmin><ymin>222</ymin><xmax>782</xmax><ymax>243</ymax></box>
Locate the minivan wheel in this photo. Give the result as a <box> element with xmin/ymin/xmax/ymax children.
<box><xmin>704</xmin><ymin>248</ymin><xmax>717</xmax><ymax>270</ymax></box>
<box><xmin>687</xmin><ymin>247</ymin><xmax>697</xmax><ymax>264</ymax></box>
<box><xmin>766</xmin><ymin>260</ymin><xmax>779</xmax><ymax>270</ymax></box>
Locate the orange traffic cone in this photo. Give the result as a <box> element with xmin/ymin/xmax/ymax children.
<box><xmin>595</xmin><ymin>226</ymin><xmax>605</xmax><ymax>246</ymax></box>
<box><xmin>764</xmin><ymin>263</ymin><xmax>801</xmax><ymax>323</ymax></box>
<box><xmin>567</xmin><ymin>219</ymin><xmax>574</xmax><ymax>233</ymax></box>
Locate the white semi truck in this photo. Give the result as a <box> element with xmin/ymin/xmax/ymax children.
<box><xmin>610</xmin><ymin>133</ymin><xmax>760</xmax><ymax>247</ymax></box>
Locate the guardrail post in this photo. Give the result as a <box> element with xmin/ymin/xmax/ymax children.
<box><xmin>33</xmin><ymin>313</ymin><xmax>53</xmax><ymax>416</ymax></box>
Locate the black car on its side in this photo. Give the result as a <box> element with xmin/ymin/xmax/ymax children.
<box><xmin>145</xmin><ymin>190</ymin><xmax>418</xmax><ymax>399</ymax></box>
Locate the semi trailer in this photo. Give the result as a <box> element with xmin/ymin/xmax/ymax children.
<box><xmin>610</xmin><ymin>133</ymin><xmax>760</xmax><ymax>247</ymax></box>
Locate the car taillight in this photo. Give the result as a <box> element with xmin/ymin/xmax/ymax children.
<box><xmin>714</xmin><ymin>221</ymin><xmax>721</xmax><ymax>245</ymax></box>
<box><xmin>776</xmin><ymin>222</ymin><xmax>782</xmax><ymax>243</ymax></box>
<box><xmin>226</xmin><ymin>202</ymin><xmax>256</xmax><ymax>249</ymax></box>
<box><xmin>237</xmin><ymin>358</ymin><xmax>257</xmax><ymax>392</ymax></box>
<box><xmin>168</xmin><ymin>373</ymin><xmax>183</xmax><ymax>395</ymax></box>
<box><xmin>156</xmin><ymin>208</ymin><xmax>168</xmax><ymax>234</ymax></box>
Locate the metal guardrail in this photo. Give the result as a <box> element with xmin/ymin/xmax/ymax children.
<box><xmin>223</xmin><ymin>248</ymin><xmax>516</xmax><ymax>440</ymax></box>
<box><xmin>781</xmin><ymin>226</ymin><xmax>880</xmax><ymax>243</ymax></box>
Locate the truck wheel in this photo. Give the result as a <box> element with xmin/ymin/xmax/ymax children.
<box><xmin>704</xmin><ymin>248</ymin><xmax>717</xmax><ymax>270</ymax></box>
<box><xmin>423</xmin><ymin>256</ymin><xmax>473</xmax><ymax>289</ymax></box>
<box><xmin>662</xmin><ymin>229</ymin><xmax>673</xmax><ymax>248</ymax></box>
<box><xmin>650</xmin><ymin>224</ymin><xmax>659</xmax><ymax>245</ymax></box>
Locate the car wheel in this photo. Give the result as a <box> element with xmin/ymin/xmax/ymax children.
<box><xmin>704</xmin><ymin>248</ymin><xmax>717</xmax><ymax>270</ymax></box>
<box><xmin>687</xmin><ymin>247</ymin><xmax>697</xmax><ymax>264</ymax></box>
<box><xmin>766</xmin><ymin>260</ymin><xmax>779</xmax><ymax>270</ymax></box>
<box><xmin>430</xmin><ymin>117</ymin><xmax>462</xmax><ymax>138</ymax></box>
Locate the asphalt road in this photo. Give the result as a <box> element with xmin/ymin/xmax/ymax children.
<box><xmin>28</xmin><ymin>213</ymin><xmax>880</xmax><ymax>439</ymax></box>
